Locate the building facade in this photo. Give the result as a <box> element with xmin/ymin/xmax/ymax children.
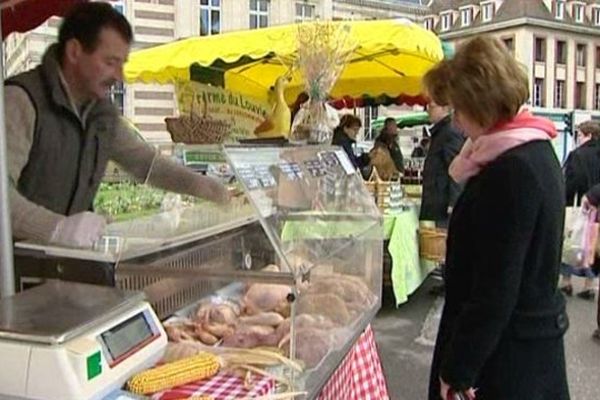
<box><xmin>3</xmin><ymin>0</ymin><xmax>425</xmax><ymax>144</ymax></box>
<box><xmin>423</xmin><ymin>0</ymin><xmax>600</xmax><ymax>113</ymax></box>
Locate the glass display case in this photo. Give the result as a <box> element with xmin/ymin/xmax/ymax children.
<box><xmin>13</xmin><ymin>144</ymin><xmax>383</xmax><ymax>398</ymax></box>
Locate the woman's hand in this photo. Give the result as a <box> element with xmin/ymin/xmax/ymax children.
<box><xmin>439</xmin><ymin>377</ymin><xmax>476</xmax><ymax>399</ymax></box>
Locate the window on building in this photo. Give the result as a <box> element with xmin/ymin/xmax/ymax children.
<box><xmin>441</xmin><ymin>12</ymin><xmax>452</xmax><ymax>31</ymax></box>
<box><xmin>295</xmin><ymin>2</ymin><xmax>316</xmax><ymax>22</ymax></box>
<box><xmin>109</xmin><ymin>82</ymin><xmax>125</xmax><ymax>115</ymax></box>
<box><xmin>424</xmin><ymin>17</ymin><xmax>434</xmax><ymax>31</ymax></box>
<box><xmin>533</xmin><ymin>78</ymin><xmax>545</xmax><ymax>107</ymax></box>
<box><xmin>535</xmin><ymin>38</ymin><xmax>546</xmax><ymax>62</ymax></box>
<box><xmin>573</xmin><ymin>4</ymin><xmax>584</xmax><ymax>23</ymax></box>
<box><xmin>555</xmin><ymin>0</ymin><xmax>565</xmax><ymax>19</ymax></box>
<box><xmin>576</xmin><ymin>43</ymin><xmax>586</xmax><ymax>67</ymax></box>
<box><xmin>556</xmin><ymin>40</ymin><xmax>567</xmax><ymax>64</ymax></box>
<box><xmin>596</xmin><ymin>46</ymin><xmax>600</xmax><ymax>68</ymax></box>
<box><xmin>250</xmin><ymin>0</ymin><xmax>269</xmax><ymax>29</ymax></box>
<box><xmin>595</xmin><ymin>84</ymin><xmax>600</xmax><ymax>110</ymax></box>
<box><xmin>481</xmin><ymin>2</ymin><xmax>494</xmax><ymax>22</ymax></box>
<box><xmin>555</xmin><ymin>80</ymin><xmax>565</xmax><ymax>108</ymax></box>
<box><xmin>575</xmin><ymin>82</ymin><xmax>586</xmax><ymax>109</ymax></box>
<box><xmin>460</xmin><ymin>8</ymin><xmax>473</xmax><ymax>27</ymax></box>
<box><xmin>502</xmin><ymin>37</ymin><xmax>514</xmax><ymax>54</ymax></box>
<box><xmin>200</xmin><ymin>0</ymin><xmax>220</xmax><ymax>36</ymax></box>
<box><xmin>593</xmin><ymin>7</ymin><xmax>600</xmax><ymax>26</ymax></box>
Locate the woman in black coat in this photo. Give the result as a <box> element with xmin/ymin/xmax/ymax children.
<box><xmin>331</xmin><ymin>114</ymin><xmax>369</xmax><ymax>170</ymax></box>
<box><xmin>423</xmin><ymin>36</ymin><xmax>570</xmax><ymax>400</ymax></box>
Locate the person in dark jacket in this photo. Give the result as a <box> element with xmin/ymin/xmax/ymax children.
<box><xmin>374</xmin><ymin>117</ymin><xmax>404</xmax><ymax>172</ymax></box>
<box><xmin>332</xmin><ymin>114</ymin><xmax>369</xmax><ymax>170</ymax></box>
<box><xmin>560</xmin><ymin>120</ymin><xmax>600</xmax><ymax>299</ymax></box>
<box><xmin>564</xmin><ymin>120</ymin><xmax>600</xmax><ymax>206</ymax></box>
<box><xmin>420</xmin><ymin>101</ymin><xmax>465</xmax><ymax>226</ymax></box>
<box><xmin>423</xmin><ymin>36</ymin><xmax>570</xmax><ymax>400</ymax></box>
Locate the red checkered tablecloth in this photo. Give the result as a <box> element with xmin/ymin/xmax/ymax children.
<box><xmin>151</xmin><ymin>372</ymin><xmax>275</xmax><ymax>400</ymax></box>
<box><xmin>150</xmin><ymin>324</ymin><xmax>387</xmax><ymax>400</ymax></box>
<box><xmin>318</xmin><ymin>325</ymin><xmax>390</xmax><ymax>400</ymax></box>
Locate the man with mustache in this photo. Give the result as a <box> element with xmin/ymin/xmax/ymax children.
<box><xmin>4</xmin><ymin>3</ymin><xmax>229</xmax><ymax>285</ymax></box>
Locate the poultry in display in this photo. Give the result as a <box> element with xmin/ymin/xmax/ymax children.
<box><xmin>254</xmin><ymin>75</ymin><xmax>291</xmax><ymax>138</ymax></box>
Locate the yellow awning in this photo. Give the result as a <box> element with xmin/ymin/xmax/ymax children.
<box><xmin>125</xmin><ymin>19</ymin><xmax>443</xmax><ymax>104</ymax></box>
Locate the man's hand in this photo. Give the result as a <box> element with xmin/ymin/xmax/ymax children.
<box><xmin>195</xmin><ymin>175</ymin><xmax>231</xmax><ymax>205</ymax></box>
<box><xmin>50</xmin><ymin>212</ymin><xmax>106</xmax><ymax>249</ymax></box>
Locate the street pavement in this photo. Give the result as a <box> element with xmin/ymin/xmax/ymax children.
<box><xmin>373</xmin><ymin>276</ymin><xmax>600</xmax><ymax>400</ymax></box>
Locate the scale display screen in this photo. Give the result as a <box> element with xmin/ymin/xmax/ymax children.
<box><xmin>100</xmin><ymin>312</ymin><xmax>154</xmax><ymax>363</ymax></box>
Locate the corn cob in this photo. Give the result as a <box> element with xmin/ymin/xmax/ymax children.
<box><xmin>127</xmin><ymin>352</ymin><xmax>220</xmax><ymax>395</ymax></box>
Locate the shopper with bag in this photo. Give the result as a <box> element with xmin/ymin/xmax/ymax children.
<box><xmin>423</xmin><ymin>36</ymin><xmax>570</xmax><ymax>400</ymax></box>
<box><xmin>560</xmin><ymin>121</ymin><xmax>600</xmax><ymax>299</ymax></box>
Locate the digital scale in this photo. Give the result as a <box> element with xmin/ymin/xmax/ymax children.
<box><xmin>0</xmin><ymin>281</ymin><xmax>167</xmax><ymax>400</ymax></box>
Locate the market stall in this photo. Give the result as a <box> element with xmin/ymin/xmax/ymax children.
<box><xmin>6</xmin><ymin>144</ymin><xmax>386</xmax><ymax>399</ymax></box>
<box><xmin>0</xmin><ymin>6</ymin><xmax>443</xmax><ymax>398</ymax></box>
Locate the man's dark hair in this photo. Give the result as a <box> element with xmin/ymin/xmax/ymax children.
<box><xmin>384</xmin><ymin>117</ymin><xmax>396</xmax><ymax>126</ymax></box>
<box><xmin>58</xmin><ymin>2</ymin><xmax>133</xmax><ymax>60</ymax></box>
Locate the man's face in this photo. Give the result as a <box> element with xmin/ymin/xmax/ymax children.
<box><xmin>73</xmin><ymin>28</ymin><xmax>129</xmax><ymax>101</ymax></box>
<box><xmin>427</xmin><ymin>101</ymin><xmax>449</xmax><ymax>124</ymax></box>
<box><xmin>385</xmin><ymin>121</ymin><xmax>398</xmax><ymax>136</ymax></box>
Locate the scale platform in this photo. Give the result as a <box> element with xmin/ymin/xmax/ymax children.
<box><xmin>0</xmin><ymin>281</ymin><xmax>144</xmax><ymax>345</ymax></box>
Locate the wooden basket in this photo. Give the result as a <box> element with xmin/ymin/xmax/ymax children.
<box><xmin>165</xmin><ymin>92</ymin><xmax>231</xmax><ymax>144</ymax></box>
<box><xmin>364</xmin><ymin>167</ymin><xmax>402</xmax><ymax>210</ymax></box>
<box><xmin>419</xmin><ymin>227</ymin><xmax>447</xmax><ymax>262</ymax></box>
<box><xmin>365</xmin><ymin>167</ymin><xmax>380</xmax><ymax>204</ymax></box>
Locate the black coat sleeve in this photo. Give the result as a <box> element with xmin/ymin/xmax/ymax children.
<box><xmin>442</xmin><ymin>131</ymin><xmax>465</xmax><ymax>208</ymax></box>
<box><xmin>390</xmin><ymin>143</ymin><xmax>404</xmax><ymax>172</ymax></box>
<box><xmin>564</xmin><ymin>152</ymin><xmax>585</xmax><ymax>206</ymax></box>
<box><xmin>440</xmin><ymin>160</ymin><xmax>541</xmax><ymax>389</ymax></box>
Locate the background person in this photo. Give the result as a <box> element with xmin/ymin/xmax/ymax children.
<box><xmin>332</xmin><ymin>114</ymin><xmax>369</xmax><ymax>171</ymax></box>
<box><xmin>559</xmin><ymin>120</ymin><xmax>600</xmax><ymax>300</ymax></box>
<box><xmin>374</xmin><ymin>117</ymin><xmax>404</xmax><ymax>173</ymax></box>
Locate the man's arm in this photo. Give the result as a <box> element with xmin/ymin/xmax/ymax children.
<box><xmin>5</xmin><ymin>86</ymin><xmax>64</xmax><ymax>242</ymax></box>
<box><xmin>110</xmin><ymin>121</ymin><xmax>228</xmax><ymax>203</ymax></box>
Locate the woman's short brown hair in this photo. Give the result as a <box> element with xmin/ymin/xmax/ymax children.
<box><xmin>423</xmin><ymin>36</ymin><xmax>529</xmax><ymax>129</ymax></box>
<box><xmin>339</xmin><ymin>114</ymin><xmax>362</xmax><ymax>129</ymax></box>
<box><xmin>578</xmin><ymin>120</ymin><xmax>600</xmax><ymax>140</ymax></box>
<box><xmin>422</xmin><ymin>59</ymin><xmax>452</xmax><ymax>106</ymax></box>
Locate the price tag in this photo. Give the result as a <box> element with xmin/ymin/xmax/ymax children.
<box><xmin>334</xmin><ymin>149</ymin><xmax>357</xmax><ymax>175</ymax></box>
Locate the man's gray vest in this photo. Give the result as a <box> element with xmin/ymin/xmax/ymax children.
<box><xmin>5</xmin><ymin>45</ymin><xmax>118</xmax><ymax>216</ymax></box>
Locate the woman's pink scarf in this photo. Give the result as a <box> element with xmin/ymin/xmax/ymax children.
<box><xmin>449</xmin><ymin>111</ymin><xmax>557</xmax><ymax>183</ymax></box>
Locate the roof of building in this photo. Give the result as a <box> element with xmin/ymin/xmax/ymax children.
<box><xmin>427</xmin><ymin>0</ymin><xmax>600</xmax><ymax>34</ymax></box>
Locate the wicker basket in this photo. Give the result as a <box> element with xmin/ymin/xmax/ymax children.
<box><xmin>365</xmin><ymin>167</ymin><xmax>403</xmax><ymax>211</ymax></box>
<box><xmin>365</xmin><ymin>167</ymin><xmax>380</xmax><ymax>204</ymax></box>
<box><xmin>165</xmin><ymin>93</ymin><xmax>232</xmax><ymax>144</ymax></box>
<box><xmin>419</xmin><ymin>227</ymin><xmax>447</xmax><ymax>262</ymax></box>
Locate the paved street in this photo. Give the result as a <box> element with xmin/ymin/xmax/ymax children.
<box><xmin>374</xmin><ymin>276</ymin><xmax>600</xmax><ymax>400</ymax></box>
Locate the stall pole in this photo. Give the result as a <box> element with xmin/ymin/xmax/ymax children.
<box><xmin>0</xmin><ymin>15</ymin><xmax>16</xmax><ymax>298</ymax></box>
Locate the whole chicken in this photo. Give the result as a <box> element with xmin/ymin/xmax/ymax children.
<box><xmin>243</xmin><ymin>283</ymin><xmax>291</xmax><ymax>315</ymax></box>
